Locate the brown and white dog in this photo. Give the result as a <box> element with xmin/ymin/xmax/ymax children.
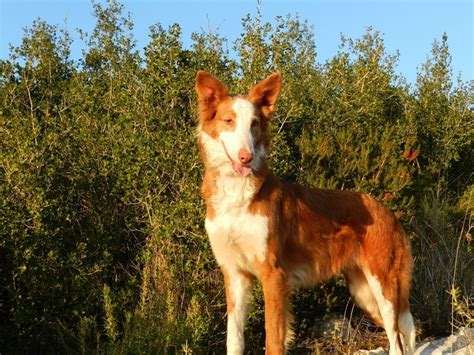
<box><xmin>195</xmin><ymin>71</ymin><xmax>415</xmax><ymax>355</ymax></box>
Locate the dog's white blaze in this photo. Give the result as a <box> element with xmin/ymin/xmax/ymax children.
<box><xmin>225</xmin><ymin>269</ymin><xmax>252</xmax><ymax>355</ymax></box>
<box><xmin>364</xmin><ymin>270</ymin><xmax>403</xmax><ymax>355</ymax></box>
<box><xmin>219</xmin><ymin>98</ymin><xmax>255</xmax><ymax>160</ymax></box>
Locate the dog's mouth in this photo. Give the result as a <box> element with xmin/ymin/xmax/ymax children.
<box><xmin>222</xmin><ymin>143</ymin><xmax>252</xmax><ymax>177</ymax></box>
<box><xmin>231</xmin><ymin>161</ymin><xmax>252</xmax><ymax>177</ymax></box>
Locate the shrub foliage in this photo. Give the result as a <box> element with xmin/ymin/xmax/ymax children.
<box><xmin>1</xmin><ymin>1</ymin><xmax>472</xmax><ymax>352</ymax></box>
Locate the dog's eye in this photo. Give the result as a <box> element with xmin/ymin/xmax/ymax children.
<box><xmin>251</xmin><ymin>119</ymin><xmax>260</xmax><ymax>128</ymax></box>
<box><xmin>224</xmin><ymin>118</ymin><xmax>233</xmax><ymax>126</ymax></box>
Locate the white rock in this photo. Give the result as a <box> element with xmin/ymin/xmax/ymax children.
<box><xmin>414</xmin><ymin>328</ymin><xmax>473</xmax><ymax>355</ymax></box>
<box><xmin>356</xmin><ymin>328</ymin><xmax>473</xmax><ymax>355</ymax></box>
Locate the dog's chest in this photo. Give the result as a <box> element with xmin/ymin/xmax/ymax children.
<box><xmin>204</xmin><ymin>176</ymin><xmax>269</xmax><ymax>275</ymax></box>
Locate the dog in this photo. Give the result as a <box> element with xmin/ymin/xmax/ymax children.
<box><xmin>195</xmin><ymin>71</ymin><xmax>415</xmax><ymax>355</ymax></box>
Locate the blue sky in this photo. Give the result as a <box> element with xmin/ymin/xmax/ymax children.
<box><xmin>1</xmin><ymin>0</ymin><xmax>472</xmax><ymax>84</ymax></box>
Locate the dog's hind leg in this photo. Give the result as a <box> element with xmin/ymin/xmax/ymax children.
<box><xmin>397</xmin><ymin>266</ymin><xmax>416</xmax><ymax>355</ymax></box>
<box><xmin>345</xmin><ymin>267</ymin><xmax>383</xmax><ymax>327</ymax></box>
<box><xmin>398</xmin><ymin>309</ymin><xmax>415</xmax><ymax>355</ymax></box>
<box><xmin>362</xmin><ymin>268</ymin><xmax>404</xmax><ymax>355</ymax></box>
<box><xmin>347</xmin><ymin>266</ymin><xmax>416</xmax><ymax>354</ymax></box>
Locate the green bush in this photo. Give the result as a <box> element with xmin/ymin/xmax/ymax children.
<box><xmin>298</xmin><ymin>29</ymin><xmax>417</xmax><ymax>219</ymax></box>
<box><xmin>1</xmin><ymin>0</ymin><xmax>472</xmax><ymax>352</ymax></box>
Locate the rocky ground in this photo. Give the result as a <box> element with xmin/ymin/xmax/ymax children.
<box><xmin>356</xmin><ymin>328</ymin><xmax>473</xmax><ymax>355</ymax></box>
<box><xmin>307</xmin><ymin>314</ymin><xmax>473</xmax><ymax>354</ymax></box>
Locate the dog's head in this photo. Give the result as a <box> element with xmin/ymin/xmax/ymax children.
<box><xmin>195</xmin><ymin>71</ymin><xmax>281</xmax><ymax>177</ymax></box>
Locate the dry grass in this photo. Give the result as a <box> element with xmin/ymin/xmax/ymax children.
<box><xmin>410</xmin><ymin>186</ymin><xmax>473</xmax><ymax>337</ymax></box>
<box><xmin>290</xmin><ymin>300</ymin><xmax>388</xmax><ymax>354</ymax></box>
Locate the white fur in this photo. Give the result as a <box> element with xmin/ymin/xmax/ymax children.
<box><xmin>230</xmin><ymin>98</ymin><xmax>267</xmax><ymax>171</ymax></box>
<box><xmin>399</xmin><ymin>310</ymin><xmax>416</xmax><ymax>354</ymax></box>
<box><xmin>225</xmin><ymin>269</ymin><xmax>253</xmax><ymax>355</ymax></box>
<box><xmin>348</xmin><ymin>276</ymin><xmax>383</xmax><ymax>323</ymax></box>
<box><xmin>219</xmin><ymin>98</ymin><xmax>256</xmax><ymax>161</ymax></box>
<box><xmin>205</xmin><ymin>183</ymin><xmax>269</xmax><ymax>275</ymax></box>
<box><xmin>363</xmin><ymin>270</ymin><xmax>403</xmax><ymax>355</ymax></box>
<box><xmin>211</xmin><ymin>170</ymin><xmax>259</xmax><ymax>211</ymax></box>
<box><xmin>200</xmin><ymin>131</ymin><xmax>232</xmax><ymax>172</ymax></box>
<box><xmin>206</xmin><ymin>212</ymin><xmax>269</xmax><ymax>273</ymax></box>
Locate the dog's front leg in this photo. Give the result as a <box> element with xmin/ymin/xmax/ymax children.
<box><xmin>222</xmin><ymin>267</ymin><xmax>253</xmax><ymax>355</ymax></box>
<box><xmin>262</xmin><ymin>266</ymin><xmax>290</xmax><ymax>355</ymax></box>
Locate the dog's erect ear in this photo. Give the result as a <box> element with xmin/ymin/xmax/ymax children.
<box><xmin>249</xmin><ymin>72</ymin><xmax>281</xmax><ymax>119</ymax></box>
<box><xmin>195</xmin><ymin>71</ymin><xmax>229</xmax><ymax>121</ymax></box>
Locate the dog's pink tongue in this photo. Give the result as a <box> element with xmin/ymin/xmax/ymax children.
<box><xmin>232</xmin><ymin>162</ymin><xmax>252</xmax><ymax>177</ymax></box>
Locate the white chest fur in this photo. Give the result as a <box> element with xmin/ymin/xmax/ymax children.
<box><xmin>205</xmin><ymin>175</ymin><xmax>269</xmax><ymax>276</ymax></box>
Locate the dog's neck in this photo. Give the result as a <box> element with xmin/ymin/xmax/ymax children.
<box><xmin>200</xmin><ymin>156</ymin><xmax>271</xmax><ymax>217</ymax></box>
